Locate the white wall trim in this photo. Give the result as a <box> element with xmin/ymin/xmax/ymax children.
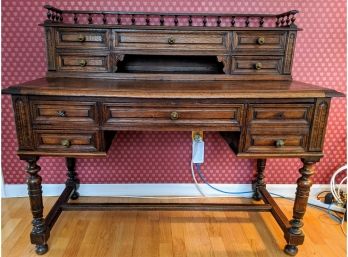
<box><xmin>3</xmin><ymin>183</ymin><xmax>330</xmax><ymax>198</ymax></box>
<box><xmin>4</xmin><ymin>183</ymin><xmax>343</xmax><ymax>212</ymax></box>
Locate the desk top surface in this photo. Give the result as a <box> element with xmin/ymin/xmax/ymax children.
<box><xmin>2</xmin><ymin>77</ymin><xmax>344</xmax><ymax>99</ymax></box>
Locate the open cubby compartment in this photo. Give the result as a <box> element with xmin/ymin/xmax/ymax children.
<box><xmin>115</xmin><ymin>54</ymin><xmax>226</xmax><ymax>74</ymax></box>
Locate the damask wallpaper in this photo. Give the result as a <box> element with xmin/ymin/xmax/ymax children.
<box><xmin>1</xmin><ymin>0</ymin><xmax>346</xmax><ymax>184</ymax></box>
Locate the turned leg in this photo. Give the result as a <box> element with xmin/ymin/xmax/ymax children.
<box><xmin>284</xmin><ymin>158</ymin><xmax>317</xmax><ymax>256</ymax></box>
<box><xmin>23</xmin><ymin>156</ymin><xmax>50</xmax><ymax>255</ymax></box>
<box><xmin>252</xmin><ymin>159</ymin><xmax>266</xmax><ymax>201</ymax></box>
<box><xmin>65</xmin><ymin>157</ymin><xmax>80</xmax><ymax>200</ymax></box>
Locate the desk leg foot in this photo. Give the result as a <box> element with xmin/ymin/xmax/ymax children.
<box><xmin>284</xmin><ymin>244</ymin><xmax>298</xmax><ymax>256</ymax></box>
<box><xmin>285</xmin><ymin>158</ymin><xmax>317</xmax><ymax>254</ymax></box>
<box><xmin>22</xmin><ymin>156</ymin><xmax>50</xmax><ymax>255</ymax></box>
<box><xmin>65</xmin><ymin>157</ymin><xmax>80</xmax><ymax>200</ymax></box>
<box><xmin>36</xmin><ymin>244</ymin><xmax>48</xmax><ymax>255</ymax></box>
<box><xmin>252</xmin><ymin>159</ymin><xmax>266</xmax><ymax>201</ymax></box>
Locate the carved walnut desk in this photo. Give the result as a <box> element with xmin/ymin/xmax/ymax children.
<box><xmin>2</xmin><ymin>5</ymin><xmax>344</xmax><ymax>256</ymax></box>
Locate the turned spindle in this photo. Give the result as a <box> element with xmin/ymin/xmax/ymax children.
<box><xmin>117</xmin><ymin>14</ymin><xmax>121</xmax><ymax>25</ymax></box>
<box><xmin>259</xmin><ymin>16</ymin><xmax>264</xmax><ymax>27</ymax></box>
<box><xmin>245</xmin><ymin>16</ymin><xmax>249</xmax><ymax>27</ymax></box>
<box><xmin>47</xmin><ymin>9</ymin><xmax>51</xmax><ymax>20</ymax></box>
<box><xmin>231</xmin><ymin>16</ymin><xmax>235</xmax><ymax>27</ymax></box>
<box><xmin>146</xmin><ymin>15</ymin><xmax>150</xmax><ymax>25</ymax></box>
<box><xmin>276</xmin><ymin>16</ymin><xmax>280</xmax><ymax>27</ymax></box>
<box><xmin>160</xmin><ymin>15</ymin><xmax>164</xmax><ymax>26</ymax></box>
<box><xmin>203</xmin><ymin>16</ymin><xmax>207</xmax><ymax>27</ymax></box>
<box><xmin>88</xmin><ymin>13</ymin><xmax>93</xmax><ymax>24</ymax></box>
<box><xmin>73</xmin><ymin>13</ymin><xmax>78</xmax><ymax>24</ymax></box>
<box><xmin>280</xmin><ymin>16</ymin><xmax>285</xmax><ymax>26</ymax></box>
<box><xmin>216</xmin><ymin>16</ymin><xmax>221</xmax><ymax>27</ymax></box>
<box><xmin>291</xmin><ymin>14</ymin><xmax>296</xmax><ymax>25</ymax></box>
<box><xmin>286</xmin><ymin>15</ymin><xmax>290</xmax><ymax>26</ymax></box>
<box><xmin>188</xmin><ymin>15</ymin><xmax>193</xmax><ymax>26</ymax></box>
<box><xmin>103</xmin><ymin>14</ymin><xmax>107</xmax><ymax>24</ymax></box>
<box><xmin>131</xmin><ymin>14</ymin><xmax>135</xmax><ymax>25</ymax></box>
<box><xmin>174</xmin><ymin>15</ymin><xmax>178</xmax><ymax>26</ymax></box>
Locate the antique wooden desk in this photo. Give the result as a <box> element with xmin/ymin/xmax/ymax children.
<box><xmin>2</xmin><ymin>5</ymin><xmax>344</xmax><ymax>256</ymax></box>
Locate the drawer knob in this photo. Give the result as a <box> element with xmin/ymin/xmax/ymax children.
<box><xmin>61</xmin><ymin>139</ymin><xmax>71</xmax><ymax>148</ymax></box>
<box><xmin>170</xmin><ymin>111</ymin><xmax>179</xmax><ymax>120</ymax></box>
<box><xmin>57</xmin><ymin>110</ymin><xmax>66</xmax><ymax>117</ymax></box>
<box><xmin>276</xmin><ymin>112</ymin><xmax>284</xmax><ymax>119</ymax></box>
<box><xmin>255</xmin><ymin>62</ymin><xmax>262</xmax><ymax>70</ymax></box>
<box><xmin>275</xmin><ymin>139</ymin><xmax>285</xmax><ymax>148</ymax></box>
<box><xmin>79</xmin><ymin>60</ymin><xmax>87</xmax><ymax>67</ymax></box>
<box><xmin>78</xmin><ymin>34</ymin><xmax>86</xmax><ymax>42</ymax></box>
<box><xmin>257</xmin><ymin>37</ymin><xmax>265</xmax><ymax>45</ymax></box>
<box><xmin>168</xmin><ymin>37</ymin><xmax>176</xmax><ymax>44</ymax></box>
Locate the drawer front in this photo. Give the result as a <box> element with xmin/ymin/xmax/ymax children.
<box><xmin>56</xmin><ymin>28</ymin><xmax>110</xmax><ymax>49</ymax></box>
<box><xmin>34</xmin><ymin>130</ymin><xmax>100</xmax><ymax>152</ymax></box>
<box><xmin>31</xmin><ymin>100</ymin><xmax>98</xmax><ymax>126</ymax></box>
<box><xmin>114</xmin><ymin>31</ymin><xmax>229</xmax><ymax>51</ymax></box>
<box><xmin>57</xmin><ymin>54</ymin><xmax>110</xmax><ymax>72</ymax></box>
<box><xmin>232</xmin><ymin>31</ymin><xmax>287</xmax><ymax>53</ymax></box>
<box><xmin>247</xmin><ymin>104</ymin><xmax>314</xmax><ymax>125</ymax></box>
<box><xmin>244</xmin><ymin>127</ymin><xmax>309</xmax><ymax>153</ymax></box>
<box><xmin>102</xmin><ymin>103</ymin><xmax>244</xmax><ymax>130</ymax></box>
<box><xmin>231</xmin><ymin>56</ymin><xmax>283</xmax><ymax>74</ymax></box>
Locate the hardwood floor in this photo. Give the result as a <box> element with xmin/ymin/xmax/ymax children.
<box><xmin>2</xmin><ymin>197</ymin><xmax>346</xmax><ymax>257</ymax></box>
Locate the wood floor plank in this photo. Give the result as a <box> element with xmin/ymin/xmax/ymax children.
<box><xmin>1</xmin><ymin>197</ymin><xmax>346</xmax><ymax>257</ymax></box>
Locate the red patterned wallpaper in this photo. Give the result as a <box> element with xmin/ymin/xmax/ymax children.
<box><xmin>1</xmin><ymin>0</ymin><xmax>346</xmax><ymax>184</ymax></box>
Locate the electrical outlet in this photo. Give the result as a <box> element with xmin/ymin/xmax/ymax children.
<box><xmin>192</xmin><ymin>131</ymin><xmax>204</xmax><ymax>164</ymax></box>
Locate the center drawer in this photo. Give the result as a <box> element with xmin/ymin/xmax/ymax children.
<box><xmin>102</xmin><ymin>103</ymin><xmax>244</xmax><ymax>131</ymax></box>
<box><xmin>114</xmin><ymin>31</ymin><xmax>229</xmax><ymax>51</ymax></box>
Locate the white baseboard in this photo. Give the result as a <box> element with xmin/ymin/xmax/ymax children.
<box><xmin>2</xmin><ymin>184</ymin><xmax>344</xmax><ymax>212</ymax></box>
<box><xmin>3</xmin><ymin>183</ymin><xmax>344</xmax><ymax>212</ymax></box>
<box><xmin>2</xmin><ymin>183</ymin><xmax>330</xmax><ymax>198</ymax></box>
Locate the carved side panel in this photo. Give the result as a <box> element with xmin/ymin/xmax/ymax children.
<box><xmin>45</xmin><ymin>27</ymin><xmax>56</xmax><ymax>71</ymax></box>
<box><xmin>216</xmin><ymin>55</ymin><xmax>231</xmax><ymax>74</ymax></box>
<box><xmin>12</xmin><ymin>95</ymin><xmax>34</xmax><ymax>150</ymax></box>
<box><xmin>309</xmin><ymin>98</ymin><xmax>331</xmax><ymax>151</ymax></box>
<box><xmin>283</xmin><ymin>31</ymin><xmax>297</xmax><ymax>75</ymax></box>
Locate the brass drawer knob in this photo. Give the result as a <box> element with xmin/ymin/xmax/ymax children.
<box><xmin>257</xmin><ymin>37</ymin><xmax>265</xmax><ymax>45</ymax></box>
<box><xmin>170</xmin><ymin>111</ymin><xmax>179</xmax><ymax>120</ymax></box>
<box><xmin>57</xmin><ymin>110</ymin><xmax>66</xmax><ymax>117</ymax></box>
<box><xmin>255</xmin><ymin>62</ymin><xmax>262</xmax><ymax>70</ymax></box>
<box><xmin>275</xmin><ymin>139</ymin><xmax>285</xmax><ymax>148</ymax></box>
<box><xmin>79</xmin><ymin>60</ymin><xmax>87</xmax><ymax>67</ymax></box>
<box><xmin>168</xmin><ymin>37</ymin><xmax>176</xmax><ymax>44</ymax></box>
<box><xmin>61</xmin><ymin>139</ymin><xmax>71</xmax><ymax>148</ymax></box>
<box><xmin>78</xmin><ymin>34</ymin><xmax>86</xmax><ymax>42</ymax></box>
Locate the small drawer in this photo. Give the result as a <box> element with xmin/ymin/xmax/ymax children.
<box><xmin>30</xmin><ymin>100</ymin><xmax>98</xmax><ymax>126</ymax></box>
<box><xmin>102</xmin><ymin>103</ymin><xmax>244</xmax><ymax>131</ymax></box>
<box><xmin>114</xmin><ymin>30</ymin><xmax>229</xmax><ymax>51</ymax></box>
<box><xmin>247</xmin><ymin>104</ymin><xmax>314</xmax><ymax>125</ymax></box>
<box><xmin>34</xmin><ymin>130</ymin><xmax>100</xmax><ymax>152</ymax></box>
<box><xmin>231</xmin><ymin>56</ymin><xmax>283</xmax><ymax>74</ymax></box>
<box><xmin>57</xmin><ymin>53</ymin><xmax>110</xmax><ymax>72</ymax></box>
<box><xmin>232</xmin><ymin>31</ymin><xmax>287</xmax><ymax>53</ymax></box>
<box><xmin>244</xmin><ymin>127</ymin><xmax>309</xmax><ymax>153</ymax></box>
<box><xmin>56</xmin><ymin>28</ymin><xmax>110</xmax><ymax>49</ymax></box>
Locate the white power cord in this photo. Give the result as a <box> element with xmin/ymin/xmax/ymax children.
<box><xmin>330</xmin><ymin>165</ymin><xmax>347</xmax><ymax>204</ymax></box>
<box><xmin>191</xmin><ymin>161</ymin><xmax>205</xmax><ymax>196</ymax></box>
